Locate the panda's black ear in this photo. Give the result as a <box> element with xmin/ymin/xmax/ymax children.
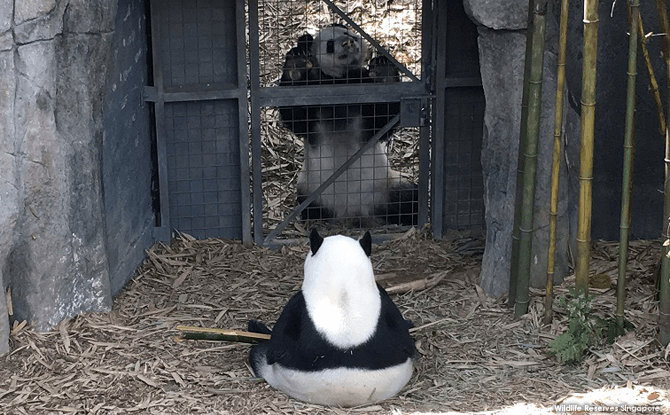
<box><xmin>309</xmin><ymin>228</ymin><xmax>324</xmax><ymax>255</ymax></box>
<box><xmin>360</xmin><ymin>231</ymin><xmax>372</xmax><ymax>257</ymax></box>
<box><xmin>297</xmin><ymin>33</ymin><xmax>313</xmax><ymax>52</ymax></box>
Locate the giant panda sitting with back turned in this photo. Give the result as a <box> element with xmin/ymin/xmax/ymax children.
<box><xmin>248</xmin><ymin>229</ymin><xmax>417</xmax><ymax>407</ymax></box>
<box><xmin>278</xmin><ymin>24</ymin><xmax>419</xmax><ymax>227</ymax></box>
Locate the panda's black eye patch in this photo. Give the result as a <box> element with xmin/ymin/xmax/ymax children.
<box><xmin>326</xmin><ymin>40</ymin><xmax>334</xmax><ymax>54</ymax></box>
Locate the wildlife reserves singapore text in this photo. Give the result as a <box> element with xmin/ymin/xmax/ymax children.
<box><xmin>554</xmin><ymin>404</ymin><xmax>662</xmax><ymax>413</ymax></box>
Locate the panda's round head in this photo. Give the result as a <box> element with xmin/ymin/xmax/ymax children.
<box><xmin>311</xmin><ymin>24</ymin><xmax>367</xmax><ymax>78</ymax></box>
<box><xmin>302</xmin><ymin>229</ymin><xmax>381</xmax><ymax>349</ymax></box>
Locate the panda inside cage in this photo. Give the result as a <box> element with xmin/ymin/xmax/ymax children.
<box><xmin>257</xmin><ymin>0</ymin><xmax>424</xmax><ymax>234</ymax></box>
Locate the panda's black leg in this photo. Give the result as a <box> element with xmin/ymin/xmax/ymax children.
<box><xmin>297</xmin><ymin>192</ymin><xmax>335</xmax><ymax>221</ymax></box>
<box><xmin>376</xmin><ymin>183</ymin><xmax>419</xmax><ymax>226</ymax></box>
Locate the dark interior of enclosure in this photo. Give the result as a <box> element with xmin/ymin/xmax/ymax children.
<box><xmin>564</xmin><ymin>0</ymin><xmax>665</xmax><ymax>240</ymax></box>
<box><xmin>439</xmin><ymin>0</ymin><xmax>485</xmax><ymax>232</ymax></box>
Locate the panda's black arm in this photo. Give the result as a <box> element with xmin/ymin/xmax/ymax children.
<box><xmin>247</xmin><ymin>319</ymin><xmax>272</xmax><ymax>335</ymax></box>
<box><xmin>278</xmin><ymin>105</ymin><xmax>311</xmax><ymax>138</ymax></box>
<box><xmin>264</xmin><ymin>292</ymin><xmax>306</xmax><ymax>364</ymax></box>
<box><xmin>378</xmin><ymin>284</ymin><xmax>414</xmax><ymax>331</ymax></box>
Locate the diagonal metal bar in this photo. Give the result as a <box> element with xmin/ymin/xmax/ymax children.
<box><xmin>320</xmin><ymin>0</ymin><xmax>420</xmax><ymax>83</ymax></box>
<box><xmin>263</xmin><ymin>114</ymin><xmax>401</xmax><ymax>245</ymax></box>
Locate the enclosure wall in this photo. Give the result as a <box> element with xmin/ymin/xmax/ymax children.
<box><xmin>102</xmin><ymin>0</ymin><xmax>157</xmax><ymax>295</ymax></box>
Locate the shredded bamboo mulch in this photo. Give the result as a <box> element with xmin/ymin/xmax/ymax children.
<box><xmin>2</xmin><ymin>229</ymin><xmax>669</xmax><ymax>414</ymax></box>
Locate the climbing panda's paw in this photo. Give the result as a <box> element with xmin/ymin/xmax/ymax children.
<box><xmin>281</xmin><ymin>48</ymin><xmax>315</xmax><ymax>85</ymax></box>
<box><xmin>368</xmin><ymin>55</ymin><xmax>400</xmax><ymax>84</ymax></box>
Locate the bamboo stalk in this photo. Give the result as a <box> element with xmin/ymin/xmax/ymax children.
<box><xmin>616</xmin><ymin>0</ymin><xmax>640</xmax><ymax>334</ymax></box>
<box><xmin>636</xmin><ymin>15</ymin><xmax>666</xmax><ymax>138</ymax></box>
<box><xmin>515</xmin><ymin>0</ymin><xmax>548</xmax><ymax>317</ymax></box>
<box><xmin>509</xmin><ymin>1</ymin><xmax>538</xmax><ymax>307</ymax></box>
<box><xmin>660</xmin><ymin>182</ymin><xmax>670</xmax><ymax>346</ymax></box>
<box><xmin>176</xmin><ymin>326</ymin><xmax>271</xmax><ymax>343</ymax></box>
<box><xmin>655</xmin><ymin>0</ymin><xmax>670</xmax><ymax>346</ymax></box>
<box><xmin>544</xmin><ymin>0</ymin><xmax>570</xmax><ymax>325</ymax></box>
<box><xmin>575</xmin><ymin>0</ymin><xmax>600</xmax><ymax>294</ymax></box>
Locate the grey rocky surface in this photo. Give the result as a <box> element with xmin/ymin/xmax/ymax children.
<box><xmin>0</xmin><ymin>0</ymin><xmax>154</xmax><ymax>354</ymax></box>
<box><xmin>477</xmin><ymin>26</ymin><xmax>570</xmax><ymax>297</ymax></box>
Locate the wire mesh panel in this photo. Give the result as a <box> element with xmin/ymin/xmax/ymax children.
<box><xmin>443</xmin><ymin>88</ymin><xmax>485</xmax><ymax>231</ymax></box>
<box><xmin>148</xmin><ymin>0</ymin><xmax>249</xmax><ymax>242</ymax></box>
<box><xmin>158</xmin><ymin>0</ymin><xmax>238</xmax><ymax>89</ymax></box>
<box><xmin>253</xmin><ymin>0</ymin><xmax>425</xmax><ymax>240</ymax></box>
<box><xmin>164</xmin><ymin>100</ymin><xmax>243</xmax><ymax>239</ymax></box>
<box><xmin>256</xmin><ymin>1</ymin><xmax>423</xmax><ymax>88</ymax></box>
<box><xmin>432</xmin><ymin>0</ymin><xmax>485</xmax><ymax>235</ymax></box>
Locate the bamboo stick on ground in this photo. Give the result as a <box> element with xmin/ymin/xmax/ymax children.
<box><xmin>176</xmin><ymin>326</ymin><xmax>271</xmax><ymax>343</ymax></box>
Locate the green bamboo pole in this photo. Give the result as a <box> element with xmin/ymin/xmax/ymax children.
<box><xmin>510</xmin><ymin>2</ymin><xmax>539</xmax><ymax>307</ymax></box>
<box><xmin>544</xmin><ymin>0</ymin><xmax>570</xmax><ymax>325</ymax></box>
<box><xmin>575</xmin><ymin>0</ymin><xmax>600</xmax><ymax>295</ymax></box>
<box><xmin>515</xmin><ymin>0</ymin><xmax>548</xmax><ymax>317</ymax></box>
<box><xmin>661</xmin><ymin>181</ymin><xmax>670</xmax><ymax>345</ymax></box>
<box><xmin>615</xmin><ymin>0</ymin><xmax>640</xmax><ymax>334</ymax></box>
<box><xmin>655</xmin><ymin>0</ymin><xmax>670</xmax><ymax>346</ymax></box>
<box><xmin>636</xmin><ymin>15</ymin><xmax>666</xmax><ymax>139</ymax></box>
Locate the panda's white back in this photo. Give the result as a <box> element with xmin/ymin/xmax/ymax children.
<box><xmin>302</xmin><ymin>234</ymin><xmax>381</xmax><ymax>348</ymax></box>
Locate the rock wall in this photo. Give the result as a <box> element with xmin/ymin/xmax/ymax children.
<box><xmin>468</xmin><ymin>0</ymin><xmax>572</xmax><ymax>297</ymax></box>
<box><xmin>0</xmin><ymin>0</ymin><xmax>155</xmax><ymax>353</ymax></box>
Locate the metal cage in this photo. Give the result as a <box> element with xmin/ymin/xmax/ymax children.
<box><xmin>145</xmin><ymin>0</ymin><xmax>485</xmax><ymax>244</ymax></box>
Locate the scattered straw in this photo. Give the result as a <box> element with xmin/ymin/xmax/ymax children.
<box><xmin>2</xmin><ymin>230</ymin><xmax>669</xmax><ymax>414</ymax></box>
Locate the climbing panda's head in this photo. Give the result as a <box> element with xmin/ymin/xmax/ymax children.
<box><xmin>302</xmin><ymin>229</ymin><xmax>381</xmax><ymax>349</ymax></box>
<box><xmin>311</xmin><ymin>24</ymin><xmax>367</xmax><ymax>78</ymax></box>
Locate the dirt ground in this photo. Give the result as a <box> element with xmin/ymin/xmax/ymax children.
<box><xmin>1</xmin><ymin>228</ymin><xmax>669</xmax><ymax>414</ymax></box>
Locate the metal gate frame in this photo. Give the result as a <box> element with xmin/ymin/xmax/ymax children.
<box><xmin>430</xmin><ymin>0</ymin><xmax>485</xmax><ymax>238</ymax></box>
<box><xmin>248</xmin><ymin>0</ymin><xmax>435</xmax><ymax>246</ymax></box>
<box><xmin>145</xmin><ymin>0</ymin><xmax>252</xmax><ymax>245</ymax></box>
<box><xmin>144</xmin><ymin>0</ymin><xmax>481</xmax><ymax>245</ymax></box>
